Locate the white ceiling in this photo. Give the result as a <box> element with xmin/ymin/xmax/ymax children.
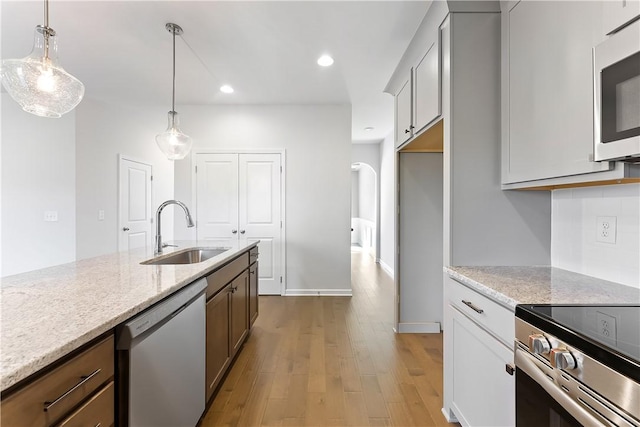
<box><xmin>1</xmin><ymin>1</ymin><xmax>430</xmax><ymax>143</ymax></box>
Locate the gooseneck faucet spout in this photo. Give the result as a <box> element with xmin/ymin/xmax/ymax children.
<box><xmin>155</xmin><ymin>200</ymin><xmax>195</xmax><ymax>254</ymax></box>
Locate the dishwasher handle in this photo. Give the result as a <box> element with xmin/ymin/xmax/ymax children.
<box><xmin>116</xmin><ymin>278</ymin><xmax>207</xmax><ymax>349</ymax></box>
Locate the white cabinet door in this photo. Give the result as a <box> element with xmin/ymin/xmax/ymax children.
<box><xmin>195</xmin><ymin>153</ymin><xmax>239</xmax><ymax>248</ymax></box>
<box><xmin>395</xmin><ymin>74</ymin><xmax>413</xmax><ymax>147</ymax></box>
<box><xmin>449</xmin><ymin>305</ymin><xmax>515</xmax><ymax>427</ymax></box>
<box><xmin>504</xmin><ymin>1</ymin><xmax>611</xmax><ymax>184</ymax></box>
<box><xmin>414</xmin><ymin>41</ymin><xmax>440</xmax><ymax>133</ymax></box>
<box><xmin>603</xmin><ymin>0</ymin><xmax>640</xmax><ymax>35</ymax></box>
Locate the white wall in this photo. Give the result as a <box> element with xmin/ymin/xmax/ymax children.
<box><xmin>75</xmin><ymin>99</ymin><xmax>175</xmax><ymax>259</ymax></box>
<box><xmin>351</xmin><ymin>171</ymin><xmax>360</xmax><ymax>218</ymax></box>
<box><xmin>1</xmin><ymin>94</ymin><xmax>77</xmax><ymax>276</ymax></box>
<box><xmin>379</xmin><ymin>132</ymin><xmax>395</xmax><ymax>277</ymax></box>
<box><xmin>173</xmin><ymin>104</ymin><xmax>352</xmax><ymax>293</ymax></box>
<box><xmin>399</xmin><ymin>153</ymin><xmax>443</xmax><ymax>331</ymax></box>
<box><xmin>552</xmin><ymin>183</ymin><xmax>640</xmax><ymax>288</ymax></box>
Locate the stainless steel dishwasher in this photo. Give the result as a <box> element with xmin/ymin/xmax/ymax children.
<box><xmin>116</xmin><ymin>278</ymin><xmax>206</xmax><ymax>427</ymax></box>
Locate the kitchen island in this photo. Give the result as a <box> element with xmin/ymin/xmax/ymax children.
<box><xmin>0</xmin><ymin>241</ymin><xmax>258</xmax><ymax>393</ymax></box>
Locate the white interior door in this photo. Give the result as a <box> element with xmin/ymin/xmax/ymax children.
<box><xmin>196</xmin><ymin>154</ymin><xmax>239</xmax><ymax>248</ymax></box>
<box><xmin>239</xmin><ymin>153</ymin><xmax>282</xmax><ymax>295</ymax></box>
<box><xmin>196</xmin><ymin>152</ymin><xmax>283</xmax><ymax>295</ymax></box>
<box><xmin>118</xmin><ymin>157</ymin><xmax>153</xmax><ymax>252</ymax></box>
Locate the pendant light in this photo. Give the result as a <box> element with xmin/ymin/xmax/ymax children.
<box><xmin>0</xmin><ymin>0</ymin><xmax>84</xmax><ymax>118</ymax></box>
<box><xmin>156</xmin><ymin>23</ymin><xmax>192</xmax><ymax>161</ymax></box>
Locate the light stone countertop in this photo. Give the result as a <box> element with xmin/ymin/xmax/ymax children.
<box><xmin>445</xmin><ymin>266</ymin><xmax>640</xmax><ymax>311</ymax></box>
<box><xmin>0</xmin><ymin>241</ymin><xmax>257</xmax><ymax>392</ymax></box>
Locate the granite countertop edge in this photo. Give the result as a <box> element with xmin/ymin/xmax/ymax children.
<box><xmin>443</xmin><ymin>266</ymin><xmax>640</xmax><ymax>312</ymax></box>
<box><xmin>1</xmin><ymin>241</ymin><xmax>258</xmax><ymax>392</ymax></box>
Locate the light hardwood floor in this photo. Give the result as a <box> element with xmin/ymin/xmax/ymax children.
<box><xmin>201</xmin><ymin>250</ymin><xmax>456</xmax><ymax>427</ymax></box>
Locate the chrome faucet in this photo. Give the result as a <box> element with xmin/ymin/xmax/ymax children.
<box><xmin>155</xmin><ymin>200</ymin><xmax>195</xmax><ymax>254</ymax></box>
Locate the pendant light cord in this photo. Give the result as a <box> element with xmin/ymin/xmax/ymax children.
<box><xmin>43</xmin><ymin>0</ymin><xmax>50</xmax><ymax>59</ymax></box>
<box><xmin>171</xmin><ymin>26</ymin><xmax>176</xmax><ymax>113</ymax></box>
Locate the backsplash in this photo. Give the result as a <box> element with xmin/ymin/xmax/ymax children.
<box><xmin>551</xmin><ymin>183</ymin><xmax>640</xmax><ymax>289</ymax></box>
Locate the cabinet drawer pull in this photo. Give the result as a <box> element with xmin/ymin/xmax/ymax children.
<box><xmin>250</xmin><ymin>270</ymin><xmax>256</xmax><ymax>275</ymax></box>
<box><xmin>505</xmin><ymin>363</ymin><xmax>515</xmax><ymax>376</ymax></box>
<box><xmin>461</xmin><ymin>300</ymin><xmax>484</xmax><ymax>314</ymax></box>
<box><xmin>43</xmin><ymin>368</ymin><xmax>101</xmax><ymax>412</ymax></box>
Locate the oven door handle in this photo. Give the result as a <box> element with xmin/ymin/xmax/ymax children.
<box><xmin>515</xmin><ymin>348</ymin><xmax>607</xmax><ymax>427</ymax></box>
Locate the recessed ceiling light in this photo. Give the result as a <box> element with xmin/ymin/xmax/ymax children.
<box><xmin>220</xmin><ymin>85</ymin><xmax>234</xmax><ymax>94</ymax></box>
<box><xmin>317</xmin><ymin>55</ymin><xmax>334</xmax><ymax>67</ymax></box>
<box><xmin>364</xmin><ymin>127</ymin><xmax>374</xmax><ymax>131</ymax></box>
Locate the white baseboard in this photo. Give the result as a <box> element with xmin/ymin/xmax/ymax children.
<box><xmin>441</xmin><ymin>408</ymin><xmax>459</xmax><ymax>423</ymax></box>
<box><xmin>284</xmin><ymin>288</ymin><xmax>353</xmax><ymax>297</ymax></box>
<box><xmin>377</xmin><ymin>259</ymin><xmax>394</xmax><ymax>278</ymax></box>
<box><xmin>397</xmin><ymin>322</ymin><xmax>441</xmax><ymax>333</ymax></box>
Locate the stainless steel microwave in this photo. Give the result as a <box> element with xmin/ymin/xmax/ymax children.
<box><xmin>593</xmin><ymin>19</ymin><xmax>640</xmax><ymax>162</ymax></box>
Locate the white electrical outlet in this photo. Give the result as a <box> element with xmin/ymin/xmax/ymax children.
<box><xmin>98</xmin><ymin>210</ymin><xmax>105</xmax><ymax>221</ymax></box>
<box><xmin>596</xmin><ymin>311</ymin><xmax>617</xmax><ymax>345</ymax></box>
<box><xmin>596</xmin><ymin>216</ymin><xmax>617</xmax><ymax>244</ymax></box>
<box><xmin>44</xmin><ymin>211</ymin><xmax>58</xmax><ymax>222</ymax></box>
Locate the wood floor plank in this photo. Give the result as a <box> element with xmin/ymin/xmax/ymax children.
<box><xmin>203</xmin><ymin>252</ymin><xmax>459</xmax><ymax>427</ymax></box>
<box><xmin>343</xmin><ymin>391</ymin><xmax>369</xmax><ymax>427</ymax></box>
<box><xmin>361</xmin><ymin>374</ymin><xmax>390</xmax><ymax>419</ymax></box>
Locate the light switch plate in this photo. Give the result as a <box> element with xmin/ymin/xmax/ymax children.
<box><xmin>98</xmin><ymin>210</ymin><xmax>105</xmax><ymax>221</ymax></box>
<box><xmin>596</xmin><ymin>216</ymin><xmax>616</xmax><ymax>244</ymax></box>
<box><xmin>44</xmin><ymin>211</ymin><xmax>58</xmax><ymax>222</ymax></box>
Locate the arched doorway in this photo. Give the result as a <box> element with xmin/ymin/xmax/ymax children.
<box><xmin>350</xmin><ymin>162</ymin><xmax>378</xmax><ymax>259</ymax></box>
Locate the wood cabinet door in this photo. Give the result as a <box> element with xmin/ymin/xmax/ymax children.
<box><xmin>449</xmin><ymin>306</ymin><xmax>514</xmax><ymax>427</ymax></box>
<box><xmin>206</xmin><ymin>285</ymin><xmax>231</xmax><ymax>402</ymax></box>
<box><xmin>249</xmin><ymin>262</ymin><xmax>259</xmax><ymax>327</ymax></box>
<box><xmin>230</xmin><ymin>272</ymin><xmax>249</xmax><ymax>357</ymax></box>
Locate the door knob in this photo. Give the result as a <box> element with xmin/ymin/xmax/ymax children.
<box><xmin>122</xmin><ymin>227</ymin><xmax>130</xmax><ymax>231</ymax></box>
<box><xmin>240</xmin><ymin>230</ymin><xmax>246</xmax><ymax>234</ymax></box>
<box><xmin>232</xmin><ymin>229</ymin><xmax>238</xmax><ymax>234</ymax></box>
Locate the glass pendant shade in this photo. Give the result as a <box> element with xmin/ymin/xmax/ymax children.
<box><xmin>0</xmin><ymin>26</ymin><xmax>84</xmax><ymax>118</ymax></box>
<box><xmin>156</xmin><ymin>111</ymin><xmax>192</xmax><ymax>160</ymax></box>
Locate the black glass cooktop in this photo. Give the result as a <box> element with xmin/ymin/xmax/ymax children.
<box><xmin>516</xmin><ymin>304</ymin><xmax>640</xmax><ymax>382</ymax></box>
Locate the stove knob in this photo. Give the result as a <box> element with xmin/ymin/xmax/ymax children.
<box><xmin>550</xmin><ymin>349</ymin><xmax>577</xmax><ymax>370</ymax></box>
<box><xmin>528</xmin><ymin>334</ymin><xmax>551</xmax><ymax>354</ymax></box>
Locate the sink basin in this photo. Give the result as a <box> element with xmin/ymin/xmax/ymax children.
<box><xmin>141</xmin><ymin>248</ymin><xmax>230</xmax><ymax>265</ymax></box>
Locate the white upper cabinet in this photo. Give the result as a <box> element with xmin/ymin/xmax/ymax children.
<box><xmin>393</xmin><ymin>35</ymin><xmax>441</xmax><ymax>149</ymax></box>
<box><xmin>603</xmin><ymin>0</ymin><xmax>640</xmax><ymax>35</ymax></box>
<box><xmin>502</xmin><ymin>1</ymin><xmax>613</xmax><ymax>187</ymax></box>
<box><xmin>414</xmin><ymin>40</ymin><xmax>441</xmax><ymax>134</ymax></box>
<box><xmin>395</xmin><ymin>73</ymin><xmax>413</xmax><ymax>147</ymax></box>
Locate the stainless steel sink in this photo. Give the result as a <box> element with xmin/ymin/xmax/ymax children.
<box><xmin>141</xmin><ymin>248</ymin><xmax>230</xmax><ymax>265</ymax></box>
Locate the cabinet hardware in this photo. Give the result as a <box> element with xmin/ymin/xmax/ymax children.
<box><xmin>122</xmin><ymin>227</ymin><xmax>130</xmax><ymax>231</ymax></box>
<box><xmin>232</xmin><ymin>229</ymin><xmax>238</xmax><ymax>234</ymax></box>
<box><xmin>461</xmin><ymin>300</ymin><xmax>484</xmax><ymax>314</ymax></box>
<box><xmin>505</xmin><ymin>363</ymin><xmax>515</xmax><ymax>376</ymax></box>
<box><xmin>250</xmin><ymin>270</ymin><xmax>256</xmax><ymax>275</ymax></box>
<box><xmin>43</xmin><ymin>368</ymin><xmax>101</xmax><ymax>411</ymax></box>
<box><xmin>240</xmin><ymin>230</ymin><xmax>246</xmax><ymax>234</ymax></box>
<box><xmin>404</xmin><ymin>129</ymin><xmax>410</xmax><ymax>134</ymax></box>
<box><xmin>409</xmin><ymin>125</ymin><xmax>415</xmax><ymax>130</ymax></box>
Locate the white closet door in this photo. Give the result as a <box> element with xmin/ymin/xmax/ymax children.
<box><xmin>118</xmin><ymin>157</ymin><xmax>153</xmax><ymax>252</ymax></box>
<box><xmin>196</xmin><ymin>154</ymin><xmax>239</xmax><ymax>248</ymax></box>
<box><xmin>239</xmin><ymin>153</ymin><xmax>282</xmax><ymax>295</ymax></box>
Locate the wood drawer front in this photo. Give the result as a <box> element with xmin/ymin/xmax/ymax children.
<box><xmin>56</xmin><ymin>381</ymin><xmax>114</xmax><ymax>427</ymax></box>
<box><xmin>448</xmin><ymin>279</ymin><xmax>514</xmax><ymax>346</ymax></box>
<box><xmin>206</xmin><ymin>253</ymin><xmax>249</xmax><ymax>299</ymax></box>
<box><xmin>249</xmin><ymin>247</ymin><xmax>259</xmax><ymax>264</ymax></box>
<box><xmin>1</xmin><ymin>335</ymin><xmax>114</xmax><ymax>427</ymax></box>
